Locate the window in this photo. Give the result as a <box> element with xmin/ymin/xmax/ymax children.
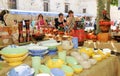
<box><xmin>8</xmin><ymin>0</ymin><xmax>17</xmax><ymax>9</ymax></box>
<box><xmin>65</xmin><ymin>3</ymin><xmax>69</xmax><ymax>13</ymax></box>
<box><xmin>83</xmin><ymin>8</ymin><xmax>86</xmax><ymax>13</ymax></box>
<box><xmin>44</xmin><ymin>2</ymin><xmax>49</xmax><ymax>11</ymax></box>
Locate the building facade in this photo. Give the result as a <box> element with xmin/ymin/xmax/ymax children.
<box><xmin>0</xmin><ymin>0</ymin><xmax>120</xmax><ymax>20</ymax></box>
<box><xmin>0</xmin><ymin>0</ymin><xmax>80</xmax><ymax>13</ymax></box>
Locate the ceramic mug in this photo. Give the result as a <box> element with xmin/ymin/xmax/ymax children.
<box><xmin>32</xmin><ymin>56</ymin><xmax>41</xmax><ymax>75</ymax></box>
<box><xmin>72</xmin><ymin>37</ymin><xmax>78</xmax><ymax>49</ymax></box>
<box><xmin>58</xmin><ymin>51</ymin><xmax>66</xmax><ymax>62</ymax></box>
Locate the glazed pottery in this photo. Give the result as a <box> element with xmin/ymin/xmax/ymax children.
<box><xmin>58</xmin><ymin>51</ymin><xmax>66</xmax><ymax>62</ymax></box>
<box><xmin>61</xmin><ymin>65</ymin><xmax>74</xmax><ymax>76</ymax></box>
<box><xmin>51</xmin><ymin>68</ymin><xmax>65</xmax><ymax>76</ymax></box>
<box><xmin>39</xmin><ymin>65</ymin><xmax>50</xmax><ymax>74</ymax></box>
<box><xmin>72</xmin><ymin>65</ymin><xmax>83</xmax><ymax>74</ymax></box>
<box><xmin>66</xmin><ymin>56</ymin><xmax>78</xmax><ymax>66</ymax></box>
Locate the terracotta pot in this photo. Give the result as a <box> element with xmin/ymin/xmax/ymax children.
<box><xmin>99</xmin><ymin>25</ymin><xmax>110</xmax><ymax>32</ymax></box>
<box><xmin>97</xmin><ymin>33</ymin><xmax>110</xmax><ymax>42</ymax></box>
<box><xmin>99</xmin><ymin>20</ymin><xmax>111</xmax><ymax>33</ymax></box>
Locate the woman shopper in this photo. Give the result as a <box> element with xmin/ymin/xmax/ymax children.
<box><xmin>36</xmin><ymin>14</ymin><xmax>47</xmax><ymax>30</ymax></box>
<box><xmin>66</xmin><ymin>10</ymin><xmax>75</xmax><ymax>32</ymax></box>
<box><xmin>54</xmin><ymin>13</ymin><xmax>66</xmax><ymax>31</ymax></box>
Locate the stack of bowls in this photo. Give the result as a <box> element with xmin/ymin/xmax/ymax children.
<box><xmin>42</xmin><ymin>43</ymin><xmax>61</xmax><ymax>55</ymax></box>
<box><xmin>28</xmin><ymin>46</ymin><xmax>48</xmax><ymax>57</ymax></box>
<box><xmin>0</xmin><ymin>46</ymin><xmax>28</xmax><ymax>66</ymax></box>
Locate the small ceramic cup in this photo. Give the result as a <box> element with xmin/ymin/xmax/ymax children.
<box><xmin>32</xmin><ymin>56</ymin><xmax>41</xmax><ymax>75</ymax></box>
<box><xmin>58</xmin><ymin>51</ymin><xmax>66</xmax><ymax>62</ymax></box>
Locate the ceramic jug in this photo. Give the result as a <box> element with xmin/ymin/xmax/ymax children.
<box><xmin>62</xmin><ymin>40</ymin><xmax>73</xmax><ymax>50</ymax></box>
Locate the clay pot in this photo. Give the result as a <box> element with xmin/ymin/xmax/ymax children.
<box><xmin>97</xmin><ymin>32</ymin><xmax>110</xmax><ymax>42</ymax></box>
<box><xmin>99</xmin><ymin>20</ymin><xmax>111</xmax><ymax>33</ymax></box>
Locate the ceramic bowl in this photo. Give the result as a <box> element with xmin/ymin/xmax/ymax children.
<box><xmin>39</xmin><ymin>65</ymin><xmax>51</xmax><ymax>74</ymax></box>
<box><xmin>7</xmin><ymin>65</ymin><xmax>34</xmax><ymax>76</ymax></box>
<box><xmin>46</xmin><ymin>59</ymin><xmax>64</xmax><ymax>69</ymax></box>
<box><xmin>2</xmin><ymin>54</ymin><xmax>28</xmax><ymax>63</ymax></box>
<box><xmin>79</xmin><ymin>47</ymin><xmax>94</xmax><ymax>57</ymax></box>
<box><xmin>51</xmin><ymin>68</ymin><xmax>65</xmax><ymax>76</ymax></box>
<box><xmin>42</xmin><ymin>43</ymin><xmax>61</xmax><ymax>50</ymax></box>
<box><xmin>66</xmin><ymin>56</ymin><xmax>78</xmax><ymax>66</ymax></box>
<box><xmin>28</xmin><ymin>46</ymin><xmax>48</xmax><ymax>56</ymax></box>
<box><xmin>103</xmin><ymin>48</ymin><xmax>111</xmax><ymax>57</ymax></box>
<box><xmin>8</xmin><ymin>61</ymin><xmax>23</xmax><ymax>66</ymax></box>
<box><xmin>80</xmin><ymin>61</ymin><xmax>91</xmax><ymax>69</ymax></box>
<box><xmin>47</xmin><ymin>50</ymin><xmax>57</xmax><ymax>55</ymax></box>
<box><xmin>7</xmin><ymin>69</ymin><xmax>34</xmax><ymax>76</ymax></box>
<box><xmin>88</xmin><ymin>59</ymin><xmax>97</xmax><ymax>65</ymax></box>
<box><xmin>36</xmin><ymin>73</ymin><xmax>50</xmax><ymax>76</ymax></box>
<box><xmin>61</xmin><ymin>65</ymin><xmax>74</xmax><ymax>76</ymax></box>
<box><xmin>81</xmin><ymin>53</ymin><xmax>89</xmax><ymax>60</ymax></box>
<box><xmin>92</xmin><ymin>55</ymin><xmax>102</xmax><ymax>61</ymax></box>
<box><xmin>1</xmin><ymin>47</ymin><xmax>28</xmax><ymax>58</ymax></box>
<box><xmin>72</xmin><ymin>65</ymin><xmax>83</xmax><ymax>74</ymax></box>
<box><xmin>30</xmin><ymin>50</ymin><xmax>48</xmax><ymax>57</ymax></box>
<box><xmin>96</xmin><ymin>49</ymin><xmax>107</xmax><ymax>59</ymax></box>
<box><xmin>70</xmin><ymin>52</ymin><xmax>80</xmax><ymax>57</ymax></box>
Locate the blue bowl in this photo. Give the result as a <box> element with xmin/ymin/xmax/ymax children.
<box><xmin>47</xmin><ymin>51</ymin><xmax>57</xmax><ymax>55</ymax></box>
<box><xmin>51</xmin><ymin>68</ymin><xmax>65</xmax><ymax>76</ymax></box>
<box><xmin>47</xmin><ymin>49</ymin><xmax>57</xmax><ymax>55</ymax></box>
<box><xmin>28</xmin><ymin>46</ymin><xmax>48</xmax><ymax>56</ymax></box>
<box><xmin>29</xmin><ymin>49</ymin><xmax>47</xmax><ymax>54</ymax></box>
<box><xmin>30</xmin><ymin>50</ymin><xmax>48</xmax><ymax>57</ymax></box>
<box><xmin>7</xmin><ymin>67</ymin><xmax>35</xmax><ymax>76</ymax></box>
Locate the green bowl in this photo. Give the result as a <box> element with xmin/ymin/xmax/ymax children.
<box><xmin>1</xmin><ymin>47</ymin><xmax>28</xmax><ymax>58</ymax></box>
<box><xmin>71</xmin><ymin>64</ymin><xmax>83</xmax><ymax>73</ymax></box>
<box><xmin>66</xmin><ymin>56</ymin><xmax>78</xmax><ymax>66</ymax></box>
<box><xmin>42</xmin><ymin>43</ymin><xmax>61</xmax><ymax>50</ymax></box>
<box><xmin>61</xmin><ymin>65</ymin><xmax>74</xmax><ymax>76</ymax></box>
<box><xmin>39</xmin><ymin>65</ymin><xmax>51</xmax><ymax>74</ymax></box>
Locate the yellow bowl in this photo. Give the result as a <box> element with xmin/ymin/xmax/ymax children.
<box><xmin>93</xmin><ymin>55</ymin><xmax>102</xmax><ymax>61</ymax></box>
<box><xmin>1</xmin><ymin>47</ymin><xmax>28</xmax><ymax>58</ymax></box>
<box><xmin>8</xmin><ymin>61</ymin><xmax>22</xmax><ymax>66</ymax></box>
<box><xmin>2</xmin><ymin>54</ymin><xmax>28</xmax><ymax>63</ymax></box>
<box><xmin>79</xmin><ymin>47</ymin><xmax>94</xmax><ymax>57</ymax></box>
<box><xmin>61</xmin><ymin>65</ymin><xmax>74</xmax><ymax>76</ymax></box>
<box><xmin>2</xmin><ymin>52</ymin><xmax>27</xmax><ymax>58</ymax></box>
<box><xmin>46</xmin><ymin>59</ymin><xmax>64</xmax><ymax>69</ymax></box>
<box><xmin>66</xmin><ymin>72</ymin><xmax>73</xmax><ymax>76</ymax></box>
<box><xmin>72</xmin><ymin>65</ymin><xmax>83</xmax><ymax>74</ymax></box>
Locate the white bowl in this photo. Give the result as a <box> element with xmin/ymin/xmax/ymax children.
<box><xmin>81</xmin><ymin>53</ymin><xmax>89</xmax><ymax>60</ymax></box>
<box><xmin>28</xmin><ymin>46</ymin><xmax>48</xmax><ymax>50</ymax></box>
<box><xmin>88</xmin><ymin>59</ymin><xmax>97</xmax><ymax>65</ymax></box>
<box><xmin>36</xmin><ymin>73</ymin><xmax>51</xmax><ymax>76</ymax></box>
<box><xmin>42</xmin><ymin>43</ymin><xmax>61</xmax><ymax>47</ymax></box>
<box><xmin>80</xmin><ymin>61</ymin><xmax>91</xmax><ymax>69</ymax></box>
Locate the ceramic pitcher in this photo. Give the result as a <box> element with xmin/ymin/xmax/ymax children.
<box><xmin>62</xmin><ymin>40</ymin><xmax>73</xmax><ymax>50</ymax></box>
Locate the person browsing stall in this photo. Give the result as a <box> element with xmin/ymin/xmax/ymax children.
<box><xmin>66</xmin><ymin>10</ymin><xmax>75</xmax><ymax>31</ymax></box>
<box><xmin>36</xmin><ymin>14</ymin><xmax>47</xmax><ymax>30</ymax></box>
<box><xmin>54</xmin><ymin>13</ymin><xmax>66</xmax><ymax>31</ymax></box>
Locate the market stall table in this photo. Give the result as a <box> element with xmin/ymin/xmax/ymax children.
<box><xmin>0</xmin><ymin>41</ymin><xmax>120</xmax><ymax>76</ymax></box>
<box><xmin>0</xmin><ymin>55</ymin><xmax>120</xmax><ymax>76</ymax></box>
